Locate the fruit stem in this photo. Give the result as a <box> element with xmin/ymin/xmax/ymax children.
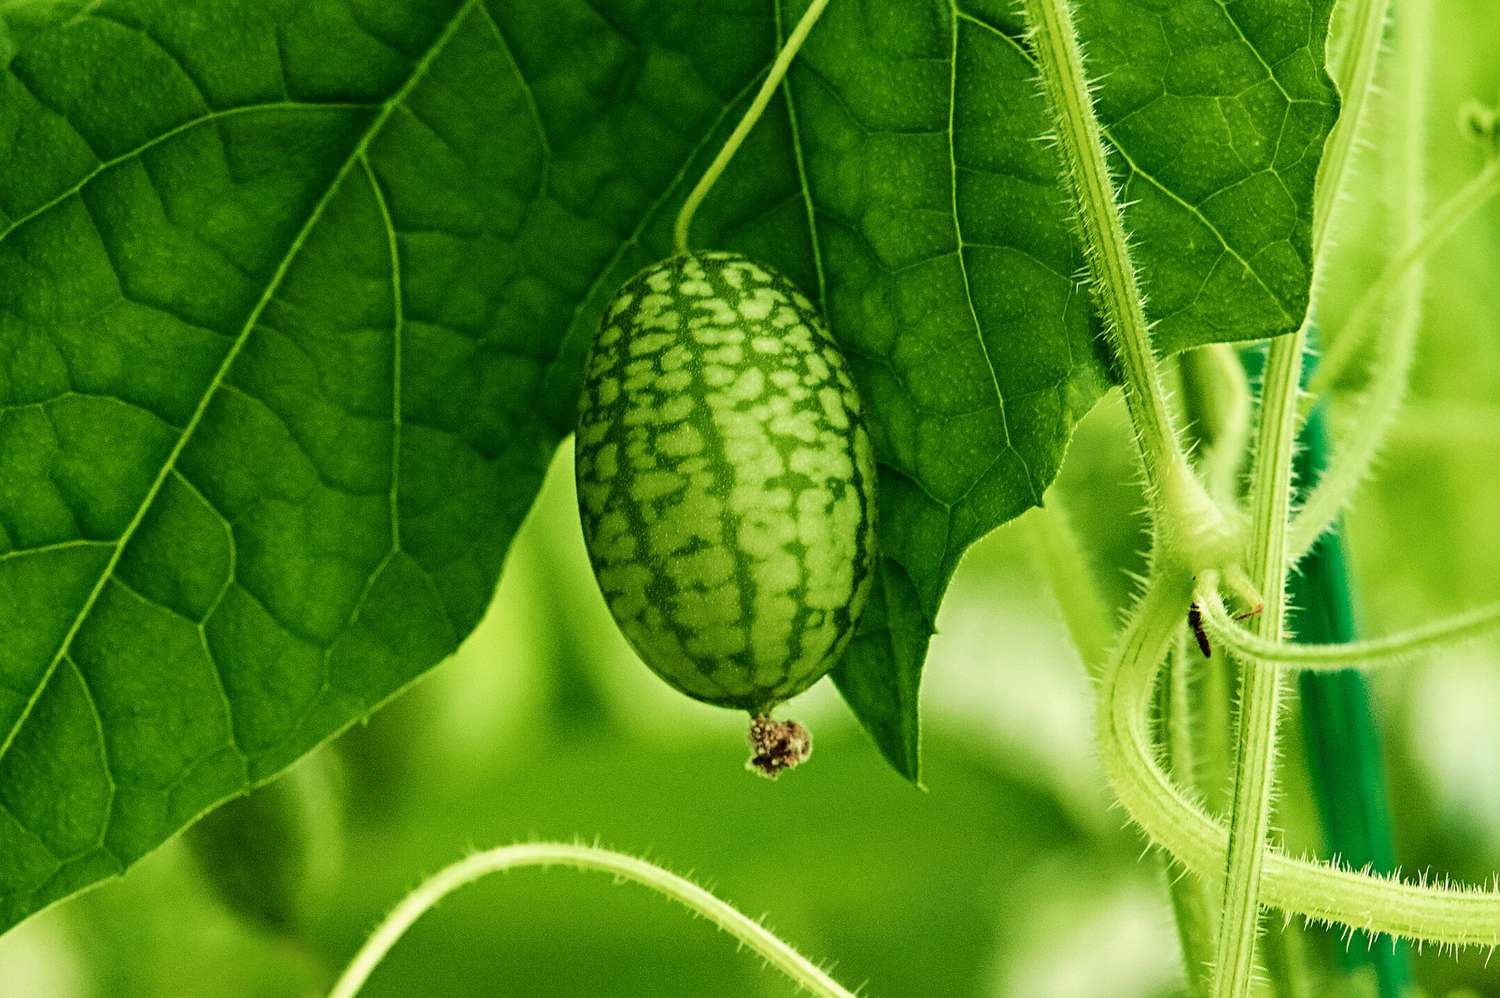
<box><xmin>673</xmin><ymin>0</ymin><xmax>832</xmax><ymax>255</ymax></box>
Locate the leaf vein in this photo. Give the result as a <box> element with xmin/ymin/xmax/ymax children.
<box><xmin>0</xmin><ymin>0</ymin><xmax>482</xmax><ymax>769</ymax></box>
<box><xmin>0</xmin><ymin>101</ymin><xmax>381</xmax><ymax>246</ymax></box>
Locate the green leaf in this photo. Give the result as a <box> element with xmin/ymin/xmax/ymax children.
<box><xmin>0</xmin><ymin>0</ymin><xmax>1334</xmax><ymax>930</ymax></box>
<box><xmin>182</xmin><ymin>747</ymin><xmax>343</xmax><ymax>935</ymax></box>
<box><xmin>800</xmin><ymin>0</ymin><xmax>1337</xmax><ymax>775</ymax></box>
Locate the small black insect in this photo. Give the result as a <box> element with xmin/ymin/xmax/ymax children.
<box><xmin>1188</xmin><ymin>603</ymin><xmax>1212</xmax><ymax>658</ymax></box>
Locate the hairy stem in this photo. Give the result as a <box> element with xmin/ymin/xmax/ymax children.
<box><xmin>672</xmin><ymin>0</ymin><xmax>830</xmax><ymax>255</ymax></box>
<box><xmin>1288</xmin><ymin>302</ymin><xmax>1415</xmax><ymax>561</ymax></box>
<box><xmin>1019</xmin><ymin>0</ymin><xmax>1231</xmax><ymax>568</ymax></box>
<box><xmin>1164</xmin><ymin>631</ymin><xmax>1216</xmax><ymax>997</ymax></box>
<box><xmin>1204</xmin><ymin>0</ymin><xmax>1404</xmax><ymax>986</ymax></box>
<box><xmin>1313</xmin><ymin>0</ymin><xmax>1392</xmax><ymax>267</ymax></box>
<box><xmin>328</xmin><ymin>843</ymin><xmax>855</xmax><ymax>998</ymax></box>
<box><xmin>1099</xmin><ymin>577</ymin><xmax>1500</xmax><ymax>947</ymax></box>
<box><xmin>1199</xmin><ymin>592</ymin><xmax>1500</xmax><ymax>671</ymax></box>
<box><xmin>1211</xmin><ymin>330</ymin><xmax>1304</xmax><ymax>998</ymax></box>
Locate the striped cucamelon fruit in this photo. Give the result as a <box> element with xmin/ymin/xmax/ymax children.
<box><xmin>575</xmin><ymin>251</ymin><xmax>877</xmax><ymax>774</ymax></box>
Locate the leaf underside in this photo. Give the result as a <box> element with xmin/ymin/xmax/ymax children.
<box><xmin>0</xmin><ymin>0</ymin><xmax>1333</xmax><ymax>931</ymax></box>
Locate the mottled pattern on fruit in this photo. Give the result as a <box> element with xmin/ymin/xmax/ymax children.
<box><xmin>576</xmin><ymin>252</ymin><xmax>878</xmax><ymax>711</ymax></box>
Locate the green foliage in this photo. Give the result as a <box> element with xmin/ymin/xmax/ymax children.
<box><xmin>575</xmin><ymin>252</ymin><xmax>877</xmax><ymax>713</ymax></box>
<box><xmin>182</xmin><ymin>748</ymin><xmax>343</xmax><ymax>935</ymax></box>
<box><xmin>0</xmin><ymin>0</ymin><xmax>1335</xmax><ymax>933</ymax></box>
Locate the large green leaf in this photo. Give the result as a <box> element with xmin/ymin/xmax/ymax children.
<box><xmin>804</xmin><ymin>0</ymin><xmax>1337</xmax><ymax>775</ymax></box>
<box><xmin>0</xmin><ymin>0</ymin><xmax>1333</xmax><ymax>931</ymax></box>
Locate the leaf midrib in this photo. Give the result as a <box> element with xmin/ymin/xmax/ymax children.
<box><xmin>0</xmin><ymin>0</ymin><xmax>480</xmax><ymax>766</ymax></box>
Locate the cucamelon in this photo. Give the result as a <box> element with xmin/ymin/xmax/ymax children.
<box><xmin>575</xmin><ymin>251</ymin><xmax>877</xmax><ymax>764</ymax></box>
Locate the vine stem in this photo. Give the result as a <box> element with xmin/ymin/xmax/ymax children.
<box><xmin>327</xmin><ymin>843</ymin><xmax>856</xmax><ymax>998</ymax></box>
<box><xmin>1163</xmin><ymin>631</ymin><xmax>1216</xmax><ymax>996</ymax></box>
<box><xmin>1019</xmin><ymin>0</ymin><xmax>1175</xmax><ymax>474</ymax></box>
<box><xmin>1198</xmin><ymin>592</ymin><xmax>1500</xmax><ymax>671</ymax></box>
<box><xmin>1210</xmin><ymin>330</ymin><xmax>1304</xmax><ymax>998</ymax></box>
<box><xmin>1099</xmin><ymin>577</ymin><xmax>1500</xmax><ymax>947</ymax></box>
<box><xmin>1205</xmin><ymin>0</ymin><xmax>1402</xmax><ymax>988</ymax></box>
<box><xmin>1017</xmin><ymin>0</ymin><xmax>1234</xmax><ymax>573</ymax></box>
<box><xmin>1309</xmin><ymin>156</ymin><xmax>1500</xmax><ymax>398</ymax></box>
<box><xmin>1014</xmin><ymin>0</ymin><xmax>1245</xmax><ymax>982</ymax></box>
<box><xmin>672</xmin><ymin>0</ymin><xmax>831</xmax><ymax>255</ymax></box>
<box><xmin>1286</xmin><ymin>292</ymin><xmax>1414</xmax><ymax>563</ymax></box>
<box><xmin>1313</xmin><ymin>0</ymin><xmax>1392</xmax><ymax>267</ymax></box>
<box><xmin>1289</xmin><ymin>161</ymin><xmax>1482</xmax><ymax>561</ymax></box>
<box><xmin>1023</xmin><ymin>501</ymin><xmax>1115</xmax><ymax>675</ymax></box>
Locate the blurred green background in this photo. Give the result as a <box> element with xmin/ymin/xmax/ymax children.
<box><xmin>2</xmin><ymin>2</ymin><xmax>1499</xmax><ymax>995</ymax></box>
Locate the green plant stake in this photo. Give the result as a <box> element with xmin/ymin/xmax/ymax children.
<box><xmin>1293</xmin><ymin>402</ymin><xmax>1409</xmax><ymax>996</ymax></box>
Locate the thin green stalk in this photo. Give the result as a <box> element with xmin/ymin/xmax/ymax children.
<box><xmin>1205</xmin><ymin>0</ymin><xmax>1396</xmax><ymax>987</ymax></box>
<box><xmin>1210</xmin><ymin>330</ymin><xmax>1305</xmax><ymax>998</ymax></box>
<box><xmin>1164</xmin><ymin>631</ymin><xmax>1216</xmax><ymax>997</ymax></box>
<box><xmin>1310</xmin><ymin>158</ymin><xmax>1500</xmax><ymax>398</ymax></box>
<box><xmin>328</xmin><ymin>843</ymin><xmax>855</xmax><ymax>998</ymax></box>
<box><xmin>1020</xmin><ymin>0</ymin><xmax>1176</xmax><ymax>478</ymax></box>
<box><xmin>1313</xmin><ymin>0</ymin><xmax>1391</xmax><ymax>266</ymax></box>
<box><xmin>1023</xmin><ymin>502</ymin><xmax>1115</xmax><ymax>675</ymax></box>
<box><xmin>1289</xmin><ymin>0</ymin><xmax>1430</xmax><ymax>563</ymax></box>
<box><xmin>1018</xmin><ymin>0</ymin><xmax>1297</xmax><ymax>985</ymax></box>
<box><xmin>672</xmin><ymin>0</ymin><xmax>831</xmax><ymax>255</ymax></box>
<box><xmin>1199</xmin><ymin>592</ymin><xmax>1500</xmax><ymax>670</ymax></box>
<box><xmin>1179</xmin><ymin>345</ymin><xmax>1253</xmax><ymax>504</ymax></box>
<box><xmin>1288</xmin><ymin>290</ymin><xmax>1417</xmax><ymax>562</ymax></box>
